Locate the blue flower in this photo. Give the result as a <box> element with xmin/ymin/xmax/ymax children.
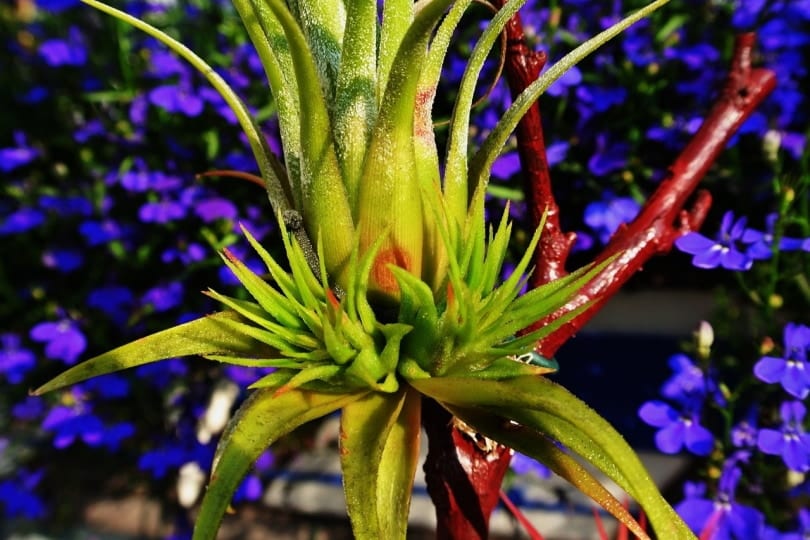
<box><xmin>11</xmin><ymin>396</ymin><xmax>45</xmax><ymax>421</ymax></box>
<box><xmin>139</xmin><ymin>199</ymin><xmax>187</xmax><ymax>223</ymax></box>
<box><xmin>87</xmin><ymin>285</ymin><xmax>134</xmax><ymax>325</ymax></box>
<box><xmin>638</xmin><ymin>399</ymin><xmax>714</xmax><ymax>456</ymax></box>
<box><xmin>675</xmin><ymin>211</ymin><xmax>753</xmax><ymax>271</ymax></box>
<box><xmin>135</xmin><ymin>358</ymin><xmax>188</xmax><ymax>389</ymax></box>
<box><xmin>38</xmin><ymin>27</ymin><xmax>88</xmax><ymax>67</ymax></box>
<box><xmin>661</xmin><ymin>353</ymin><xmax>707</xmax><ymax>402</ymax></box>
<box><xmin>731</xmin><ymin>409</ymin><xmax>759</xmax><ymax>449</ymax></box>
<box><xmin>78</xmin><ymin>373</ymin><xmax>131</xmax><ymax>399</ymax></box>
<box><xmin>139</xmin><ymin>441</ymin><xmax>214</xmax><ymax>479</ymax></box>
<box><xmin>0</xmin><ymin>470</ymin><xmax>46</xmax><ymax>519</ymax></box>
<box><xmin>510</xmin><ymin>452</ymin><xmax>551</xmax><ymax>479</ymax></box>
<box><xmin>41</xmin><ymin>405</ymin><xmax>104</xmax><ymax>448</ymax></box>
<box><xmin>42</xmin><ymin>247</ymin><xmax>85</xmax><ymax>272</ymax></box>
<box><xmin>29</xmin><ymin>319</ymin><xmax>86</xmax><ymax>365</ymax></box>
<box><xmin>0</xmin><ymin>207</ymin><xmax>45</xmax><ymax>235</ymax></box>
<box><xmin>149</xmin><ymin>82</ymin><xmax>205</xmax><ymax>117</ymax></box>
<box><xmin>162</xmin><ymin>241</ymin><xmax>206</xmax><ymax>264</ymax></box>
<box><xmin>0</xmin><ymin>132</ymin><xmax>38</xmax><ymax>172</ymax></box>
<box><xmin>194</xmin><ymin>197</ymin><xmax>238</xmax><ymax>223</ymax></box>
<box><xmin>491</xmin><ymin>152</ymin><xmax>521</xmax><ymax>181</ymax></box>
<box><xmin>753</xmin><ymin>323</ymin><xmax>810</xmax><ymax>399</ymax></box>
<box><xmin>757</xmin><ymin>401</ymin><xmax>810</xmax><ymax>473</ymax></box>
<box><xmin>0</xmin><ymin>333</ymin><xmax>36</xmax><ymax>384</ymax></box>
<box><xmin>35</xmin><ymin>0</ymin><xmax>81</xmax><ymax>11</ymax></box>
<box><xmin>742</xmin><ymin>213</ymin><xmax>807</xmax><ymax>260</ymax></box>
<box><xmin>587</xmin><ymin>134</ymin><xmax>630</xmax><ymax>176</ymax></box>
<box><xmin>583</xmin><ymin>193</ymin><xmax>640</xmax><ymax>245</ymax></box>
<box><xmin>79</xmin><ymin>219</ymin><xmax>127</xmax><ymax>246</ymax></box>
<box><xmin>142</xmin><ymin>282</ymin><xmax>184</xmax><ymax>312</ymax></box>
<box><xmin>38</xmin><ymin>194</ymin><xmax>93</xmax><ymax>217</ymax></box>
<box><xmin>676</xmin><ymin>461</ymin><xmax>764</xmax><ymax>539</ymax></box>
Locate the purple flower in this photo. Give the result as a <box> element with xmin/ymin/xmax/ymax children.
<box><xmin>12</xmin><ymin>396</ymin><xmax>45</xmax><ymax>421</ymax></box>
<box><xmin>139</xmin><ymin>441</ymin><xmax>214</xmax><ymax>479</ymax></box>
<box><xmin>661</xmin><ymin>353</ymin><xmax>707</xmax><ymax>402</ymax></box>
<box><xmin>0</xmin><ymin>132</ymin><xmax>38</xmax><ymax>172</ymax></box>
<box><xmin>491</xmin><ymin>152</ymin><xmax>521</xmax><ymax>180</ymax></box>
<box><xmin>142</xmin><ymin>282</ymin><xmax>184</xmax><ymax>312</ymax></box>
<box><xmin>87</xmin><ymin>285</ymin><xmax>134</xmax><ymax>324</ymax></box>
<box><xmin>223</xmin><ymin>364</ymin><xmax>274</xmax><ymax>387</ymax></box>
<box><xmin>35</xmin><ymin>0</ymin><xmax>80</xmax><ymax>11</ymax></box>
<box><xmin>194</xmin><ymin>197</ymin><xmax>238</xmax><ymax>223</ymax></box>
<box><xmin>731</xmin><ymin>0</ymin><xmax>766</xmax><ymax>29</ymax></box>
<box><xmin>575</xmin><ymin>85</ymin><xmax>628</xmax><ymax>114</ymax></box>
<box><xmin>757</xmin><ymin>401</ymin><xmax>810</xmax><ymax>472</ymax></box>
<box><xmin>0</xmin><ymin>207</ymin><xmax>45</xmax><ymax>235</ymax></box>
<box><xmin>753</xmin><ymin>323</ymin><xmax>810</xmax><ymax>399</ymax></box>
<box><xmin>79</xmin><ymin>219</ymin><xmax>126</xmax><ymax>245</ymax></box>
<box><xmin>587</xmin><ymin>135</ymin><xmax>630</xmax><ymax>176</ymax></box>
<box><xmin>583</xmin><ymin>194</ymin><xmax>640</xmax><ymax>245</ymax></box>
<box><xmin>510</xmin><ymin>452</ymin><xmax>551</xmax><ymax>479</ymax></box>
<box><xmin>139</xmin><ymin>199</ymin><xmax>187</xmax><ymax>223</ymax></box>
<box><xmin>676</xmin><ymin>461</ymin><xmax>764</xmax><ymax>539</ymax></box>
<box><xmin>742</xmin><ymin>213</ymin><xmax>807</xmax><ymax>260</ymax></box>
<box><xmin>675</xmin><ymin>211</ymin><xmax>753</xmax><ymax>271</ymax></box>
<box><xmin>42</xmin><ymin>405</ymin><xmax>105</xmax><ymax>448</ymax></box>
<box><xmin>38</xmin><ymin>194</ymin><xmax>93</xmax><ymax>217</ymax></box>
<box><xmin>638</xmin><ymin>400</ymin><xmax>714</xmax><ymax>456</ymax></box>
<box><xmin>38</xmin><ymin>27</ymin><xmax>88</xmax><ymax>67</ymax></box>
<box><xmin>79</xmin><ymin>373</ymin><xmax>131</xmax><ymax>399</ymax></box>
<box><xmin>162</xmin><ymin>242</ymin><xmax>206</xmax><ymax>265</ymax></box>
<box><xmin>0</xmin><ymin>333</ymin><xmax>36</xmax><ymax>384</ymax></box>
<box><xmin>545</xmin><ymin>141</ymin><xmax>569</xmax><ymax>166</ymax></box>
<box><xmin>42</xmin><ymin>247</ymin><xmax>84</xmax><ymax>272</ymax></box>
<box><xmin>29</xmin><ymin>319</ymin><xmax>86</xmax><ymax>365</ymax></box>
<box><xmin>149</xmin><ymin>83</ymin><xmax>205</xmax><ymax>117</ymax></box>
<box><xmin>731</xmin><ymin>409</ymin><xmax>759</xmax><ymax>449</ymax></box>
<box><xmin>546</xmin><ymin>64</ymin><xmax>582</xmax><ymax>97</ymax></box>
<box><xmin>233</xmin><ymin>474</ymin><xmax>263</xmax><ymax>503</ymax></box>
<box><xmin>0</xmin><ymin>470</ymin><xmax>46</xmax><ymax>519</ymax></box>
<box><xmin>136</xmin><ymin>358</ymin><xmax>188</xmax><ymax>389</ymax></box>
<box><xmin>147</xmin><ymin>49</ymin><xmax>188</xmax><ymax>78</ymax></box>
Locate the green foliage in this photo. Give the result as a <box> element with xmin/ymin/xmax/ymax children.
<box><xmin>32</xmin><ymin>1</ymin><xmax>695</xmax><ymax>539</ymax></box>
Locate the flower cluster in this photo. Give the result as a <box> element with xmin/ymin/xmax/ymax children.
<box><xmin>640</xmin><ymin>201</ymin><xmax>810</xmax><ymax>537</ymax></box>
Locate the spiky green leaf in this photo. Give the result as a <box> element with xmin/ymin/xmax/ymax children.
<box><xmin>34</xmin><ymin>311</ymin><xmax>261</xmax><ymax>395</ymax></box>
<box><xmin>194</xmin><ymin>388</ymin><xmax>366</xmax><ymax>540</ymax></box>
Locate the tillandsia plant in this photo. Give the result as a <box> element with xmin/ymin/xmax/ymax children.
<box><xmin>31</xmin><ymin>0</ymin><xmax>695</xmax><ymax>538</ymax></box>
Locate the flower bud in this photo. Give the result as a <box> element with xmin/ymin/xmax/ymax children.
<box><xmin>695</xmin><ymin>320</ymin><xmax>714</xmax><ymax>360</ymax></box>
<box><xmin>762</xmin><ymin>129</ymin><xmax>781</xmax><ymax>163</ymax></box>
<box><xmin>177</xmin><ymin>461</ymin><xmax>206</xmax><ymax>508</ymax></box>
<box><xmin>197</xmin><ymin>380</ymin><xmax>239</xmax><ymax>444</ymax></box>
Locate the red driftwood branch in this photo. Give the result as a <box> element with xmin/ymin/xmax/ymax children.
<box><xmin>422</xmin><ymin>4</ymin><xmax>776</xmax><ymax>535</ymax></box>
<box><xmin>535</xmin><ymin>32</ymin><xmax>776</xmax><ymax>357</ymax></box>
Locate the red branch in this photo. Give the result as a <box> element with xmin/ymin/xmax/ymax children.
<box><xmin>422</xmin><ymin>399</ymin><xmax>512</xmax><ymax>540</ymax></box>
<box><xmin>500</xmin><ymin>14</ymin><xmax>577</xmax><ymax>286</ymax></box>
<box><xmin>421</xmin><ymin>5</ymin><xmax>776</xmax><ymax>536</ymax></box>
<box><xmin>536</xmin><ymin>32</ymin><xmax>776</xmax><ymax>356</ymax></box>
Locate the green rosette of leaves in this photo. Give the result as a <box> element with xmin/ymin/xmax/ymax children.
<box><xmin>34</xmin><ymin>0</ymin><xmax>695</xmax><ymax>539</ymax></box>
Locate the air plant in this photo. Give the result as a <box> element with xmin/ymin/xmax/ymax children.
<box><xmin>34</xmin><ymin>0</ymin><xmax>695</xmax><ymax>538</ymax></box>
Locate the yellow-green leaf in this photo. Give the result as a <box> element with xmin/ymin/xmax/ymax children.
<box><xmin>34</xmin><ymin>311</ymin><xmax>262</xmax><ymax>395</ymax></box>
<box><xmin>194</xmin><ymin>388</ymin><xmax>366</xmax><ymax>540</ymax></box>
<box><xmin>340</xmin><ymin>389</ymin><xmax>410</xmax><ymax>540</ymax></box>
